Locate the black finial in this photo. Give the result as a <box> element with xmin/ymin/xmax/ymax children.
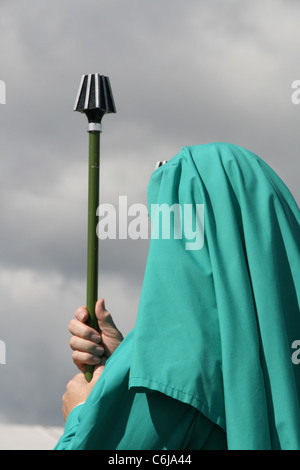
<box><xmin>74</xmin><ymin>74</ymin><xmax>116</xmax><ymax>124</ymax></box>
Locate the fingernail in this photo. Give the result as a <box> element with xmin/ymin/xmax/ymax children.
<box><xmin>92</xmin><ymin>334</ymin><xmax>101</xmax><ymax>344</ymax></box>
<box><xmin>78</xmin><ymin>309</ymin><xmax>86</xmax><ymax>321</ymax></box>
<box><xmin>92</xmin><ymin>356</ymin><xmax>101</xmax><ymax>364</ymax></box>
<box><xmin>95</xmin><ymin>346</ymin><xmax>104</xmax><ymax>355</ymax></box>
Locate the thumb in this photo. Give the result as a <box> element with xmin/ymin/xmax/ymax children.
<box><xmin>95</xmin><ymin>299</ymin><xmax>123</xmax><ymax>338</ymax></box>
<box><xmin>89</xmin><ymin>360</ymin><xmax>107</xmax><ymax>385</ymax></box>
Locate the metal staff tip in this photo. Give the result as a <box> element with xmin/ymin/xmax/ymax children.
<box><xmin>74</xmin><ymin>74</ymin><xmax>116</xmax><ymax>131</ymax></box>
<box><xmin>155</xmin><ymin>161</ymin><xmax>168</xmax><ymax>170</ymax></box>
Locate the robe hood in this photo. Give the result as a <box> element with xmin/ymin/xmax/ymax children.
<box><xmin>129</xmin><ymin>142</ymin><xmax>300</xmax><ymax>450</ymax></box>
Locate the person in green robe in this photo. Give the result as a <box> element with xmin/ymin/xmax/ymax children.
<box><xmin>55</xmin><ymin>142</ymin><xmax>300</xmax><ymax>450</ymax></box>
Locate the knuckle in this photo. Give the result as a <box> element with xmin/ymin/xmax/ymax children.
<box><xmin>69</xmin><ymin>336</ymin><xmax>76</xmax><ymax>350</ymax></box>
<box><xmin>72</xmin><ymin>350</ymin><xmax>79</xmax><ymax>362</ymax></box>
<box><xmin>66</xmin><ymin>380</ymin><xmax>72</xmax><ymax>391</ymax></box>
<box><xmin>68</xmin><ymin>318</ymin><xmax>76</xmax><ymax>332</ymax></box>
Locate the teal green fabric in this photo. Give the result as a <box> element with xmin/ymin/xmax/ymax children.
<box><xmin>55</xmin><ymin>143</ymin><xmax>300</xmax><ymax>450</ymax></box>
<box><xmin>55</xmin><ymin>330</ymin><xmax>227</xmax><ymax>450</ymax></box>
<box><xmin>129</xmin><ymin>143</ymin><xmax>300</xmax><ymax>449</ymax></box>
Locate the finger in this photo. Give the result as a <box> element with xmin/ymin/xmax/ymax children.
<box><xmin>69</xmin><ymin>335</ymin><xmax>104</xmax><ymax>356</ymax></box>
<box><xmin>68</xmin><ymin>318</ymin><xmax>101</xmax><ymax>344</ymax></box>
<box><xmin>74</xmin><ymin>306</ymin><xmax>89</xmax><ymax>323</ymax></box>
<box><xmin>72</xmin><ymin>350</ymin><xmax>102</xmax><ymax>367</ymax></box>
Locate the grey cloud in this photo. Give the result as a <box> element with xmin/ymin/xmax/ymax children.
<box><xmin>0</xmin><ymin>0</ymin><xmax>299</xmax><ymax>430</ymax></box>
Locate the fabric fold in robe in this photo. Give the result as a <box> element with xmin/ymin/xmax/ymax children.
<box><xmin>55</xmin><ymin>143</ymin><xmax>300</xmax><ymax>450</ymax></box>
<box><xmin>129</xmin><ymin>143</ymin><xmax>300</xmax><ymax>450</ymax></box>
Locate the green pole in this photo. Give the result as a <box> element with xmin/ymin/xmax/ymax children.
<box><xmin>73</xmin><ymin>73</ymin><xmax>116</xmax><ymax>382</ymax></box>
<box><xmin>85</xmin><ymin>129</ymin><xmax>101</xmax><ymax>382</ymax></box>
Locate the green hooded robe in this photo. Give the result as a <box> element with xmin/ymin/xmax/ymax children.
<box><xmin>55</xmin><ymin>143</ymin><xmax>300</xmax><ymax>450</ymax></box>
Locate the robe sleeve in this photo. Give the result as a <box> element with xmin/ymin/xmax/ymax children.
<box><xmin>54</xmin><ymin>330</ymin><xmax>226</xmax><ymax>450</ymax></box>
<box><xmin>54</xmin><ymin>404</ymin><xmax>82</xmax><ymax>450</ymax></box>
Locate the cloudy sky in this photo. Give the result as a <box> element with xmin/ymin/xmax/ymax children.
<box><xmin>0</xmin><ymin>0</ymin><xmax>299</xmax><ymax>428</ymax></box>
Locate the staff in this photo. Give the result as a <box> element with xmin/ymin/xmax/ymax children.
<box><xmin>74</xmin><ymin>73</ymin><xmax>116</xmax><ymax>381</ymax></box>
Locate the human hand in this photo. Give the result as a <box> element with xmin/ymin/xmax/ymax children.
<box><xmin>68</xmin><ymin>298</ymin><xmax>123</xmax><ymax>372</ymax></box>
<box><xmin>62</xmin><ymin>363</ymin><xmax>105</xmax><ymax>421</ymax></box>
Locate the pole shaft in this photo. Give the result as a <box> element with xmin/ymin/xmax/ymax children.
<box><xmin>85</xmin><ymin>130</ymin><xmax>100</xmax><ymax>382</ymax></box>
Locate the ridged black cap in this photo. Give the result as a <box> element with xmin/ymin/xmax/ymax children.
<box><xmin>74</xmin><ymin>74</ymin><xmax>116</xmax><ymax>123</ymax></box>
